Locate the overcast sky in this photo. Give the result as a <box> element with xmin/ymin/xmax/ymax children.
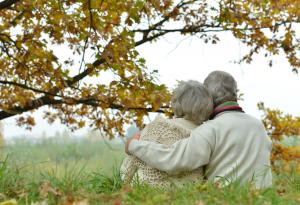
<box><xmin>3</xmin><ymin>31</ymin><xmax>300</xmax><ymax>139</ymax></box>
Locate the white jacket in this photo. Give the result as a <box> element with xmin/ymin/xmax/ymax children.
<box><xmin>129</xmin><ymin>111</ymin><xmax>273</xmax><ymax>188</ymax></box>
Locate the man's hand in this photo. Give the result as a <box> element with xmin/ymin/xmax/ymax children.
<box><xmin>125</xmin><ymin>132</ymin><xmax>141</xmax><ymax>155</ymax></box>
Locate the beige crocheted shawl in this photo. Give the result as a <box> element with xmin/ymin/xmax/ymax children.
<box><xmin>120</xmin><ymin>116</ymin><xmax>204</xmax><ymax>187</ymax></box>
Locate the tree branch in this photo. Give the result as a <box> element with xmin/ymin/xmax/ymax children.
<box><xmin>66</xmin><ymin>58</ymin><xmax>106</xmax><ymax>86</ymax></box>
<box><xmin>0</xmin><ymin>0</ymin><xmax>20</xmax><ymax>10</ymax></box>
<box><xmin>0</xmin><ymin>95</ymin><xmax>169</xmax><ymax>120</ymax></box>
<box><xmin>0</xmin><ymin>95</ymin><xmax>59</xmax><ymax>119</ymax></box>
<box><xmin>133</xmin><ymin>20</ymin><xmax>298</xmax><ymax>35</ymax></box>
<box><xmin>0</xmin><ymin>80</ymin><xmax>59</xmax><ymax>97</ymax></box>
<box><xmin>135</xmin><ymin>31</ymin><xmax>168</xmax><ymax>46</ymax></box>
<box><xmin>64</xmin><ymin>98</ymin><xmax>169</xmax><ymax>114</ymax></box>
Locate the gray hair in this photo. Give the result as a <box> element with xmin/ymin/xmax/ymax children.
<box><xmin>203</xmin><ymin>71</ymin><xmax>237</xmax><ymax>107</ymax></box>
<box><xmin>171</xmin><ymin>80</ymin><xmax>213</xmax><ymax>125</ymax></box>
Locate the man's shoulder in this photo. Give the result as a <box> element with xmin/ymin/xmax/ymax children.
<box><xmin>214</xmin><ymin>112</ymin><xmax>265</xmax><ymax>130</ymax></box>
<box><xmin>236</xmin><ymin>113</ymin><xmax>265</xmax><ymax>126</ymax></box>
<box><xmin>215</xmin><ymin>112</ymin><xmax>261</xmax><ymax>122</ymax></box>
<box><xmin>192</xmin><ymin>119</ymin><xmax>216</xmax><ymax>136</ymax></box>
<box><xmin>191</xmin><ymin>112</ymin><xmax>266</xmax><ymax>137</ymax></box>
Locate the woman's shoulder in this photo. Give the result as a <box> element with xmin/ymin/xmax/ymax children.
<box><xmin>141</xmin><ymin>116</ymin><xmax>194</xmax><ymax>143</ymax></box>
<box><xmin>143</xmin><ymin>115</ymin><xmax>170</xmax><ymax>130</ymax></box>
<box><xmin>166</xmin><ymin>117</ymin><xmax>198</xmax><ymax>131</ymax></box>
<box><xmin>146</xmin><ymin>115</ymin><xmax>198</xmax><ymax>131</ymax></box>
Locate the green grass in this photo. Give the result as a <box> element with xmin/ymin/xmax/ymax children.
<box><xmin>0</xmin><ymin>138</ymin><xmax>299</xmax><ymax>205</ymax></box>
<box><xmin>2</xmin><ymin>138</ymin><xmax>125</xmax><ymax>175</ymax></box>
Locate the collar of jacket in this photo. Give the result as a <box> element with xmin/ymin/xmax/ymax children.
<box><xmin>210</xmin><ymin>101</ymin><xmax>244</xmax><ymax>119</ymax></box>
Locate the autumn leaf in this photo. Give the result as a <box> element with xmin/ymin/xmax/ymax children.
<box><xmin>195</xmin><ymin>200</ymin><xmax>205</xmax><ymax>205</ymax></box>
<box><xmin>0</xmin><ymin>199</ymin><xmax>18</xmax><ymax>205</ymax></box>
<box><xmin>39</xmin><ymin>181</ymin><xmax>62</xmax><ymax>198</ymax></box>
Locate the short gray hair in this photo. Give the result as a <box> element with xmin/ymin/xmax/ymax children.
<box><xmin>171</xmin><ymin>80</ymin><xmax>213</xmax><ymax>125</ymax></box>
<box><xmin>204</xmin><ymin>71</ymin><xmax>237</xmax><ymax>107</ymax></box>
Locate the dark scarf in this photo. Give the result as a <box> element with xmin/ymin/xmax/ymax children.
<box><xmin>210</xmin><ymin>101</ymin><xmax>244</xmax><ymax>119</ymax></box>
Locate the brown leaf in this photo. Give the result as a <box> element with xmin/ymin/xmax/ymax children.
<box><xmin>39</xmin><ymin>182</ymin><xmax>62</xmax><ymax>198</ymax></box>
<box><xmin>195</xmin><ymin>200</ymin><xmax>205</xmax><ymax>205</ymax></box>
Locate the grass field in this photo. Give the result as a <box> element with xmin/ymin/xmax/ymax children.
<box><xmin>0</xmin><ymin>137</ymin><xmax>299</xmax><ymax>205</ymax></box>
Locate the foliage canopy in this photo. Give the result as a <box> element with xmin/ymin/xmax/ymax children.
<box><xmin>259</xmin><ymin>103</ymin><xmax>300</xmax><ymax>173</ymax></box>
<box><xmin>0</xmin><ymin>0</ymin><xmax>300</xmax><ymax>136</ymax></box>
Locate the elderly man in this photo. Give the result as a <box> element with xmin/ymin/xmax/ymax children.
<box><xmin>126</xmin><ymin>71</ymin><xmax>272</xmax><ymax>188</ymax></box>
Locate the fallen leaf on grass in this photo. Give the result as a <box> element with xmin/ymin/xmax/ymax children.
<box><xmin>296</xmin><ymin>194</ymin><xmax>300</xmax><ymax>202</ymax></box>
<box><xmin>195</xmin><ymin>200</ymin><xmax>205</xmax><ymax>205</ymax></box>
<box><xmin>39</xmin><ymin>182</ymin><xmax>62</xmax><ymax>198</ymax></box>
<box><xmin>196</xmin><ymin>184</ymin><xmax>208</xmax><ymax>191</ymax></box>
<box><xmin>31</xmin><ymin>201</ymin><xmax>48</xmax><ymax>205</ymax></box>
<box><xmin>121</xmin><ymin>185</ymin><xmax>132</xmax><ymax>193</ymax></box>
<box><xmin>0</xmin><ymin>199</ymin><xmax>18</xmax><ymax>205</ymax></box>
<box><xmin>31</xmin><ymin>199</ymin><xmax>88</xmax><ymax>205</ymax></box>
<box><xmin>114</xmin><ymin>198</ymin><xmax>122</xmax><ymax>205</ymax></box>
<box><xmin>72</xmin><ymin>200</ymin><xmax>89</xmax><ymax>205</ymax></box>
<box><xmin>59</xmin><ymin>196</ymin><xmax>89</xmax><ymax>205</ymax></box>
<box><xmin>276</xmin><ymin>187</ymin><xmax>286</xmax><ymax>196</ymax></box>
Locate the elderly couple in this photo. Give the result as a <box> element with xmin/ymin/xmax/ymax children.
<box><xmin>122</xmin><ymin>71</ymin><xmax>272</xmax><ymax>189</ymax></box>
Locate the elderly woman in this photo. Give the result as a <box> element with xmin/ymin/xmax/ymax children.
<box><xmin>120</xmin><ymin>80</ymin><xmax>213</xmax><ymax>186</ymax></box>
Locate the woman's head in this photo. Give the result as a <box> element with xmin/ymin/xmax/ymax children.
<box><xmin>171</xmin><ymin>80</ymin><xmax>213</xmax><ymax>125</ymax></box>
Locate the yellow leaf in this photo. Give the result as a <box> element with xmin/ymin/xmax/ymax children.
<box><xmin>0</xmin><ymin>199</ymin><xmax>18</xmax><ymax>205</ymax></box>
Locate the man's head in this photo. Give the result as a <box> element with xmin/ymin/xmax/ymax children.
<box><xmin>171</xmin><ymin>80</ymin><xmax>213</xmax><ymax>125</ymax></box>
<box><xmin>204</xmin><ymin>71</ymin><xmax>237</xmax><ymax>107</ymax></box>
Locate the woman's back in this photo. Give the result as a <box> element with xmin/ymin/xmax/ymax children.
<box><xmin>121</xmin><ymin>116</ymin><xmax>204</xmax><ymax>186</ymax></box>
